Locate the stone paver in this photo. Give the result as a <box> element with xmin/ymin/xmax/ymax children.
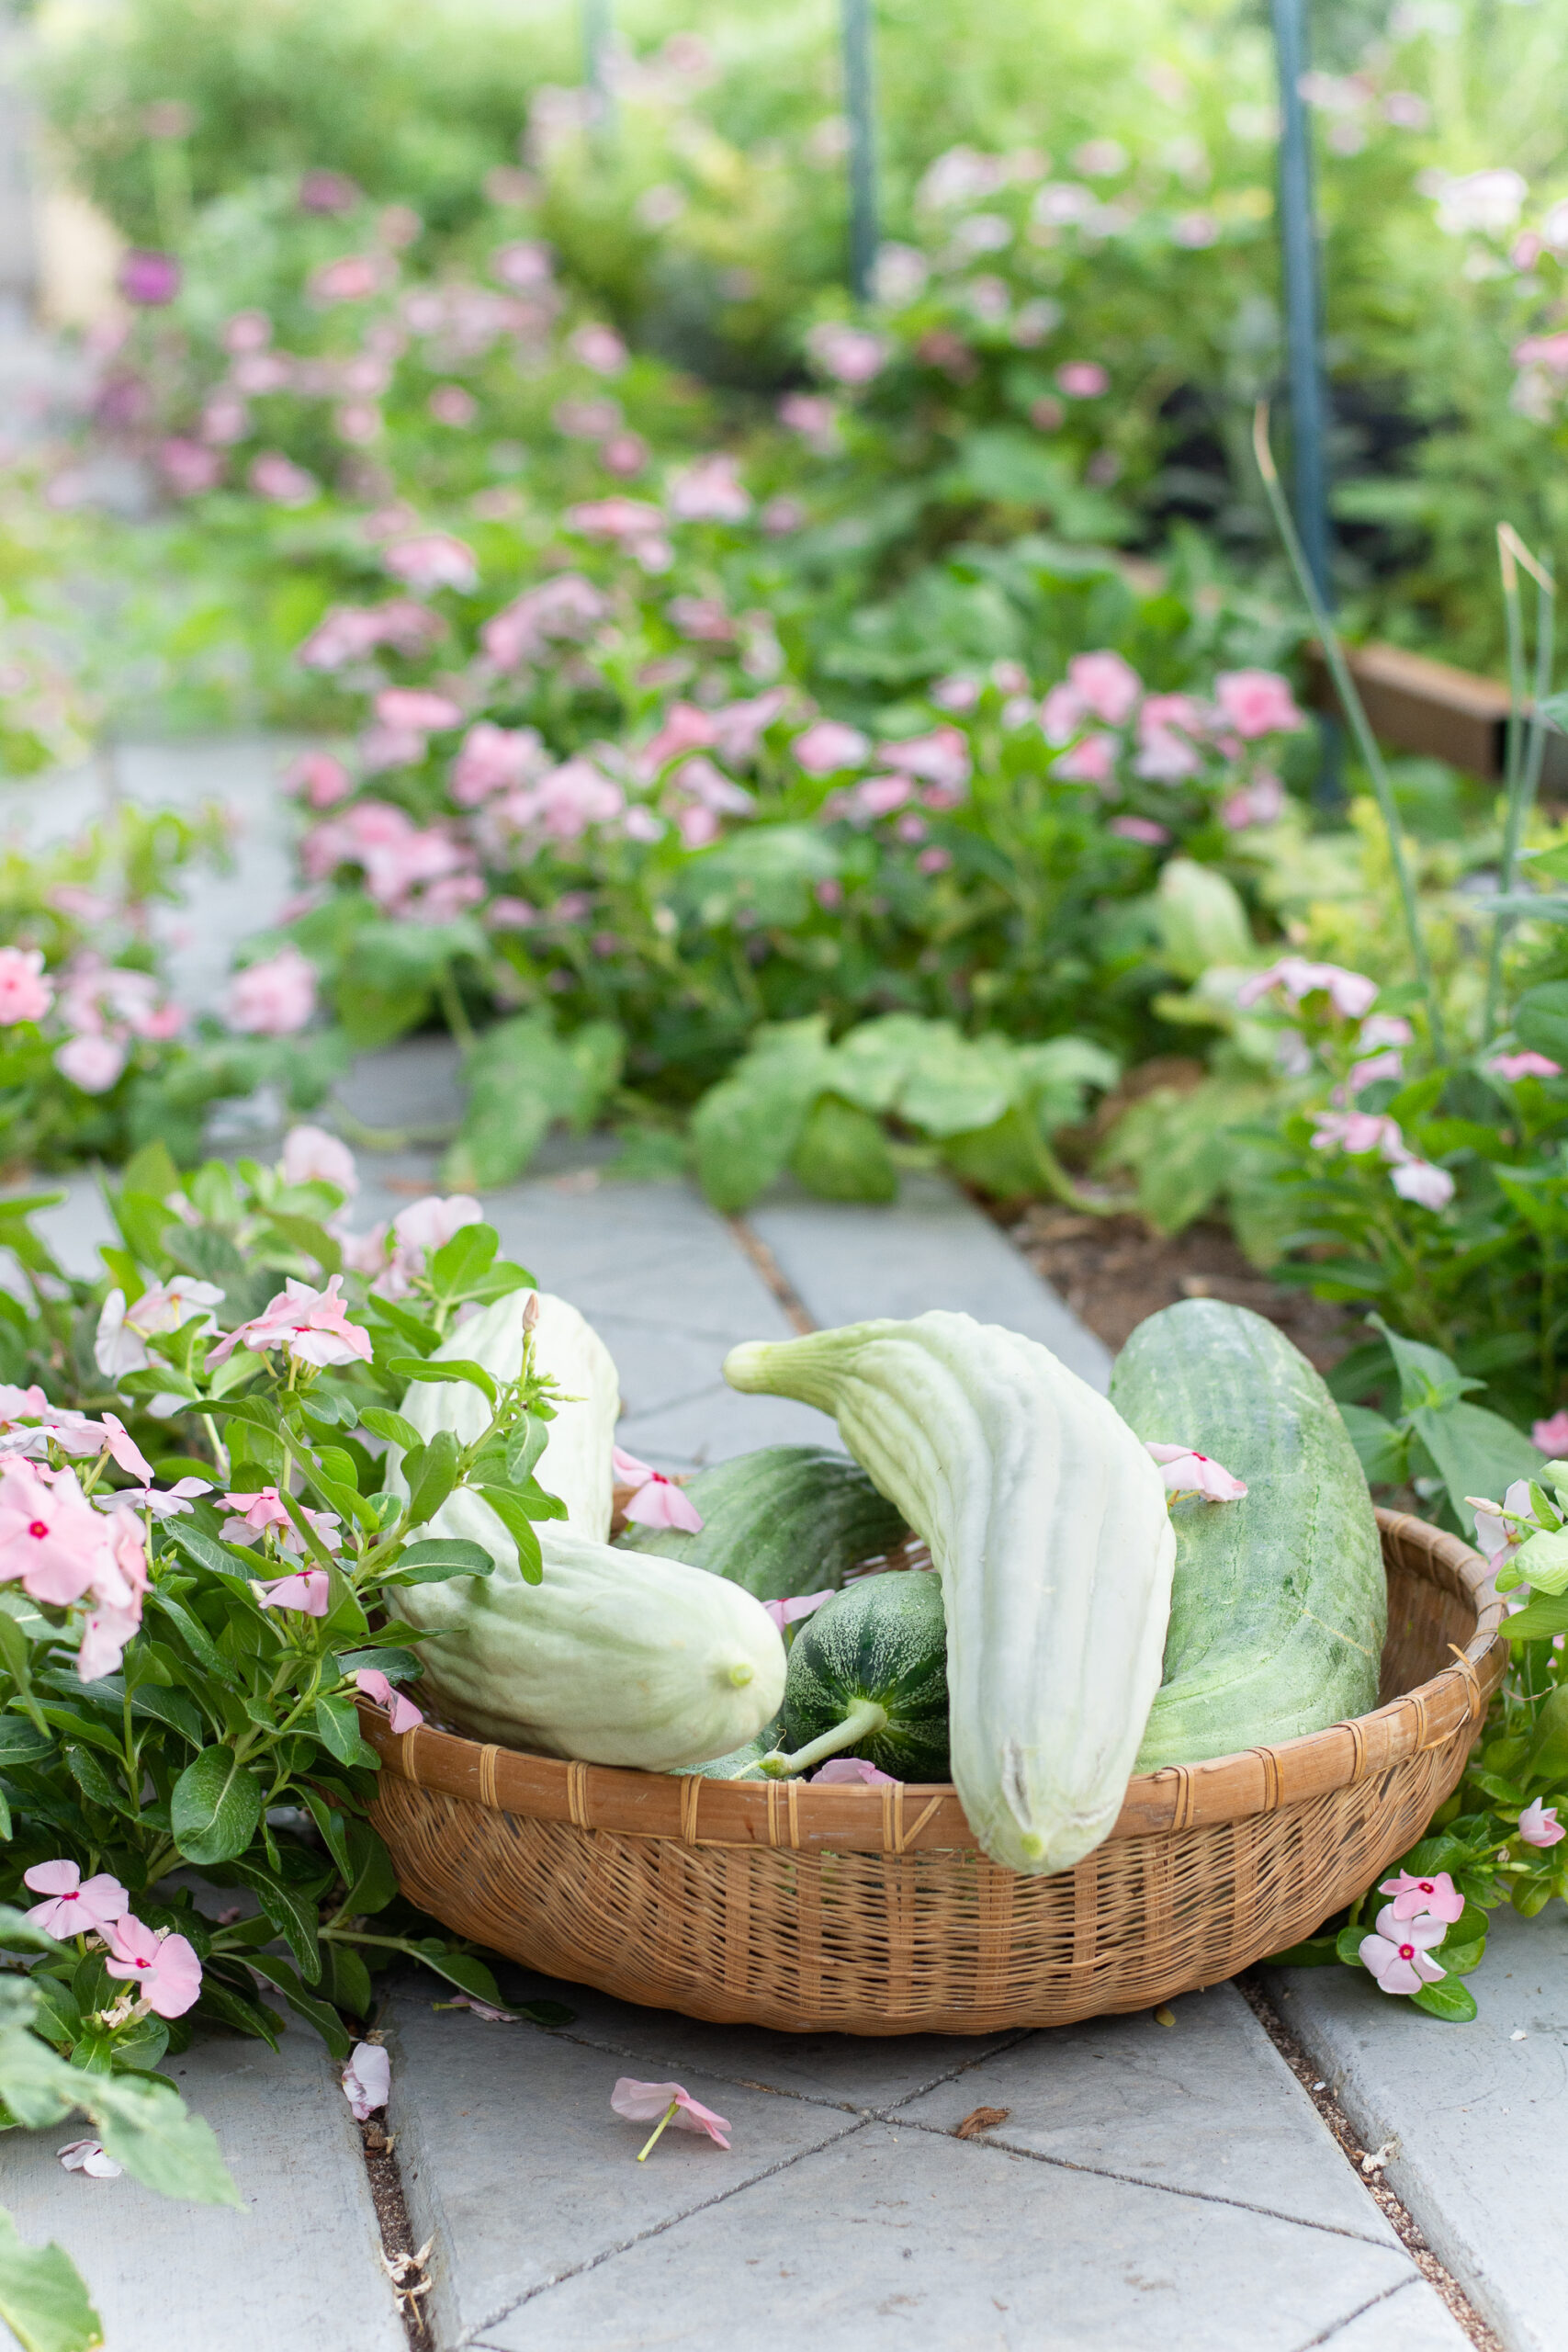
<box><xmin>1271</xmin><ymin>1904</ymin><xmax>1568</xmax><ymax>2352</ymax></box>
<box><xmin>0</xmin><ymin>2018</ymin><xmax>403</xmax><ymax>2352</ymax></box>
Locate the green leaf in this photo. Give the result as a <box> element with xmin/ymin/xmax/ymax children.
<box><xmin>401</xmin><ymin>1429</ymin><xmax>463</xmax><ymax>1524</ymax></box>
<box><xmin>194</xmin><ymin>1972</ymin><xmax>283</xmax><ymax>2050</ymax></box>
<box><xmin>691</xmin><ymin>1018</ymin><xmax>834</xmax><ymax>1212</ymax></box>
<box><xmin>165</xmin><ymin>1523</ymin><xmax>261</xmax><ymax>1584</ymax></box>
<box><xmin>1336</xmin><ymin>1924</ymin><xmax>1367</xmax><ymax>1967</ymax></box>
<box><xmin>0</xmin><ymin>1905</ymin><xmax>64</xmax><ymax>1957</ymax></box>
<box><xmin>391</xmin><ymin>1359</ymin><xmax>498</xmax><ymax>1410</ymax></box>
<box><xmin>338</xmin><ymin>1819</ymin><xmax>400</xmax><ymax>1918</ymax></box>
<box><xmin>1409</xmin><ymin>1977</ymin><xmax>1479</xmax><ymax>2022</ymax></box>
<box><xmin>314</xmin><ymin>1692</ymin><xmax>379</xmax><ymax>1770</ymax></box>
<box><xmin>1515</xmin><ymin>979</ymin><xmax>1568</xmax><ymax>1065</ymax></box>
<box><xmin>474</xmin><ymin>1488</ymin><xmax>543</xmax><ymax>1581</ymax></box>
<box><xmin>1512</xmin><ymin>1527</ymin><xmax>1568</xmax><ymax>1594</ymax></box>
<box><xmin>1408</xmin><ymin>1398</ymin><xmax>1543</xmax><ymax>1542</ymax></box>
<box><xmin>1263</xmin><ymin>1930</ymin><xmax>1344</xmax><ymax>1966</ymax></box>
<box><xmin>1155</xmin><ymin>857</ymin><xmax>1254</xmax><ymax>980</ymax></box>
<box><xmin>321</xmin><ymin>1941</ymin><xmax>375</xmax><ymax>2019</ymax></box>
<box><xmin>408</xmin><ymin>1944</ymin><xmax>503</xmax><ymax>2007</ymax></box>
<box><xmin>0</xmin><ymin>1718</ymin><xmax>54</xmax><ymax>1769</ymax></box>
<box><xmin>788</xmin><ymin>1095</ymin><xmax>898</xmax><ymax>1204</ymax></box>
<box><xmin>442</xmin><ymin>1012</ymin><xmax>623</xmax><ymax>1191</ymax></box>
<box><xmin>359</xmin><ymin>1408</ymin><xmax>423</xmax><ymax>1455</ymax></box>
<box><xmin>171</xmin><ymin>1747</ymin><xmax>264</xmax><ymax>1866</ymax></box>
<box><xmin>299</xmin><ymin>1786</ymin><xmax>355</xmax><ymax>1883</ymax></box>
<box><xmin>220</xmin><ymin>1860</ymin><xmax>322</xmax><ymax>1984</ymax></box>
<box><xmin>0</xmin><ymin>2211</ymin><xmax>103</xmax><ymax>2352</ymax></box>
<box><xmin>85</xmin><ymin>2070</ymin><xmax>242</xmax><ymax>2204</ymax></box>
<box><xmin>1503</xmin><ymin>1590</ymin><xmax>1568</xmax><ymax>1643</ymax></box>
<box><xmin>380</xmin><ymin>1538</ymin><xmax>495</xmax><ymax>1586</ymax></box>
<box><xmin>240</xmin><ymin>1952</ymin><xmax>352</xmax><ymax>2061</ymax></box>
<box><xmin>1337</xmin><ymin>1404</ymin><xmax>1411</xmax><ymax>1487</ymax></box>
<box><xmin>365</xmin><ymin>1295</ymin><xmax>438</xmax><ymax>1358</ymax></box>
<box><xmin>428</xmin><ymin>1222</ymin><xmax>499</xmax><ymax>1298</ymax></box>
<box><xmin>1367</xmin><ymin>1315</ymin><xmax>1483</xmax><ymax>1416</ymax></box>
<box><xmin>264</xmin><ymin>1214</ymin><xmax>344</xmax><ymax>1275</ymax></box>
<box><xmin>505</xmin><ymin>1418</ymin><xmax>549</xmax><ymax>1485</ymax></box>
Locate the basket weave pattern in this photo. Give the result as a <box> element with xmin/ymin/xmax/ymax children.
<box><xmin>367</xmin><ymin>1509</ymin><xmax>1502</xmax><ymax>2033</ymax></box>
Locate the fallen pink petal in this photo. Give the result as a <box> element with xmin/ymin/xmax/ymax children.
<box><xmin>610</xmin><ymin>2076</ymin><xmax>731</xmax><ymax>2151</ymax></box>
<box><xmin>57</xmin><ymin>2140</ymin><xmax>121</xmax><ymax>2179</ymax></box>
<box><xmin>343</xmin><ymin>2041</ymin><xmax>392</xmax><ymax>2118</ymax></box>
<box><xmin>1145</xmin><ymin>1444</ymin><xmax>1247</xmax><ymax>1502</ymax></box>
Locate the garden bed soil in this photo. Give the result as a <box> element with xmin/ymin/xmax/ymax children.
<box><xmin>1007</xmin><ymin>1205</ymin><xmax>1354</xmax><ymax>1374</ymax></box>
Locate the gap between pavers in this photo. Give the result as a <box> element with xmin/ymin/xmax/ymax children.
<box><xmin>0</xmin><ymin>2020</ymin><xmax>404</xmax><ymax>2352</ymax></box>
<box><xmin>1269</xmin><ymin>1903</ymin><xmax>1568</xmax><ymax>2352</ymax></box>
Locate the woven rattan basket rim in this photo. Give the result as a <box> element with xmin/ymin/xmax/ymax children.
<box><xmin>363</xmin><ymin>1506</ymin><xmax>1503</xmax><ymax>1857</ymax></box>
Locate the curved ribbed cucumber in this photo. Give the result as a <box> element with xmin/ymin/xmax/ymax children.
<box><xmin>1110</xmin><ymin>1299</ymin><xmax>1386</xmax><ymax>1769</ymax></box>
<box><xmin>767</xmin><ymin>1571</ymin><xmax>950</xmax><ymax>1781</ymax></box>
<box><xmin>725</xmin><ymin>1312</ymin><xmax>1174</xmax><ymax>1872</ymax></box>
<box><xmin>615</xmin><ymin>1444</ymin><xmax>907</xmax><ymax>1600</ymax></box>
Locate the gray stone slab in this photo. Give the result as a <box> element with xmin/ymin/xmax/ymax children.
<box><xmin>0</xmin><ymin>2022</ymin><xmax>403</xmax><ymax>2352</ymax></box>
<box><xmin>897</xmin><ymin>1983</ymin><xmax>1398</xmax><ymax>2243</ymax></box>
<box><xmin>474</xmin><ymin>1965</ymin><xmax>1023</xmax><ymax>2113</ymax></box>
<box><xmin>387</xmin><ymin>1990</ymin><xmax>861</xmax><ymax>2351</ymax></box>
<box><xmin>473</xmin><ymin>2117</ymin><xmax>1418</xmax><ymax>2352</ymax></box>
<box><xmin>749</xmin><ymin>1170</ymin><xmax>1113</xmax><ymax>1392</ymax></box>
<box><xmin>1270</xmin><ymin>1905</ymin><xmax>1568</xmax><ymax>2352</ymax></box>
<box><xmin>1316</xmin><ymin>2278</ymin><xmax>1473</xmax><ymax>2352</ymax></box>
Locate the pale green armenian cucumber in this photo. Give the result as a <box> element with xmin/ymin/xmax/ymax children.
<box><xmin>1111</xmin><ymin>1299</ymin><xmax>1387</xmax><ymax>1769</ymax></box>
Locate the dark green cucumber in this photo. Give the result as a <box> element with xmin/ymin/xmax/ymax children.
<box><xmin>615</xmin><ymin>1443</ymin><xmax>907</xmax><ymax>1601</ymax></box>
<box><xmin>763</xmin><ymin>1571</ymin><xmax>950</xmax><ymax>1781</ymax></box>
<box><xmin>1110</xmin><ymin>1299</ymin><xmax>1386</xmax><ymax>1770</ymax></box>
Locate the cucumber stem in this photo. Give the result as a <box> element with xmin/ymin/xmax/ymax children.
<box><xmin>758</xmin><ymin>1695</ymin><xmax>889</xmax><ymax>1779</ymax></box>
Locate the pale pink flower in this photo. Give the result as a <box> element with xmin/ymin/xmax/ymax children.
<box><xmin>225</xmin><ymin>946</ymin><xmax>316</xmax><ymax>1036</ymax></box>
<box><xmin>391</xmin><ymin>1194</ymin><xmax>483</xmax><ymax>1258</ymax></box>
<box><xmin>57</xmin><ymin>2141</ymin><xmax>120</xmax><ymax>2179</ymax></box>
<box><xmin>570</xmin><ymin>322</ymin><xmax>627</xmax><ymax>375</ymax></box>
<box><xmin>450</xmin><ymin>722</ymin><xmax>545</xmax><ymax>805</ymax></box>
<box><xmin>795</xmin><ymin>719</ymin><xmax>874</xmax><ymax>778</ymax></box>
<box><xmin>343</xmin><ymin>2041</ymin><xmax>391</xmax><ymax>2119</ymax></box>
<box><xmin>1518</xmin><ymin>1799</ymin><xmax>1566</xmax><ymax>1849</ymax></box>
<box><xmin>1311</xmin><ymin>1109</ymin><xmax>1405</xmax><ymax>1159</ymax></box>
<box><xmin>94</xmin><ymin>1277</ymin><xmax>224</xmax><ymax>1379</ymax></box>
<box><xmin>1348</xmin><ymin>1048</ymin><xmax>1405</xmax><ymax>1092</ymax></box>
<box><xmin>492</xmin><ymin>239</ymin><xmax>553</xmax><ymax>290</ymax></box>
<box><xmin>1067</xmin><ymin>650</ymin><xmax>1142</xmax><ymax>726</ymax></box>
<box><xmin>1469</xmin><ymin>1476</ymin><xmax>1534</xmax><ymax>1566</ymax></box>
<box><xmin>777</xmin><ymin>390</ymin><xmax>840</xmax><ymax>451</ymax></box>
<box><xmin>0</xmin><ymin>947</ymin><xmax>51</xmax><ymax>1025</ymax></box>
<box><xmin>383</xmin><ymin>533</ymin><xmax>478</xmax><ymax>595</ymax></box>
<box><xmin>1145</xmin><ymin>1443</ymin><xmax>1247</xmax><ymax>1501</ymax></box>
<box><xmin>285</xmin><ymin>752</ymin><xmax>354</xmax><ymax>808</ymax></box>
<box><xmin>429</xmin><ymin>384</ymin><xmax>478</xmax><ymax>427</ymax></box>
<box><xmin>375</xmin><ymin>687</ymin><xmax>463</xmax><ymax>735</ymax></box>
<box><xmin>1056</xmin><ymin>360</ymin><xmax>1110</xmax><ymax>397</ymax></box>
<box><xmin>1214</xmin><ymin>671</ymin><xmax>1304</xmax><ymax>740</ymax></box>
<box><xmin>54</xmin><ymin>1035</ymin><xmax>127</xmax><ymax>1093</ymax></box>
<box><xmin>209</xmin><ymin>1275</ymin><xmax>372</xmax><ymax>1369</ymax></box>
<box><xmin>220</xmin><ymin>1487</ymin><xmax>296</xmax><ymax>1538</ymax></box>
<box><xmin>878</xmin><ymin>726</ymin><xmax>972</xmax><ymax>793</ymax></box>
<box><xmin>1235</xmin><ymin>958</ymin><xmax>1378</xmax><ymax>1018</ymax></box>
<box><xmin>610</xmin><ymin>2077</ymin><xmax>731</xmax><ymax>2151</ymax></box>
<box><xmin>762</xmin><ymin>1589</ymin><xmax>835</xmax><ymax>1634</ymax></box>
<box><xmin>1359</xmin><ymin>1903</ymin><xmax>1448</xmax><ymax>1996</ymax></box>
<box><xmin>1055</xmin><ymin>732</ymin><xmax>1117</xmax><ymax>786</ymax></box>
<box><xmin>354</xmin><ymin>1668</ymin><xmax>423</xmax><ymax>1735</ymax></box>
<box><xmin>622</xmin><ymin>1476</ymin><xmax>704</xmax><ymax>1534</ymax></box>
<box><xmin>668</xmin><ymin>455</ymin><xmax>751</xmax><ymax>524</ymax></box>
<box><xmin>77</xmin><ymin>1596</ymin><xmax>142</xmax><ymax>1680</ymax></box>
<box><xmin>601</xmin><ymin>431</ymin><xmax>649</xmax><ymax>477</ymax></box>
<box><xmin>1378</xmin><ymin>1869</ymin><xmax>1465</xmax><ymax>1924</ymax></box>
<box><xmin>807</xmin><ymin>322</ymin><xmax>887</xmax><ymax>385</ymax></box>
<box><xmin>282</xmin><ymin>1125</ymin><xmax>357</xmax><ymax>1195</ymax></box>
<box><xmin>0</xmin><ymin>1384</ymin><xmax>48</xmax><ymax>1421</ymax></box>
<box><xmin>1534</xmin><ymin>1410</ymin><xmax>1568</xmax><ymax>1454</ymax></box>
<box><xmin>222</xmin><ymin>309</ymin><xmax>272</xmax><ymax>354</ymax></box>
<box><xmin>1040</xmin><ymin>682</ymin><xmax>1086</xmax><ymax>744</ymax></box>
<box><xmin>1222</xmin><ymin>775</ymin><xmax>1287</xmax><ymax>829</ymax></box>
<box><xmin>918</xmin><ymin>846</ymin><xmax>953</xmax><ymax>875</ymax></box>
<box><xmin>160</xmin><ymin>436</ymin><xmax>223</xmax><ymax>496</ymax></box>
<box><xmin>1110</xmin><ymin>815</ymin><xmax>1170</xmax><ymax>845</ymax></box>
<box><xmin>1391</xmin><ymin>1159</ymin><xmax>1454</xmax><ymax>1211</ymax></box>
<box><xmin>1490</xmin><ymin>1051</ymin><xmax>1562</xmax><ymax>1081</ymax></box>
<box><xmin>813</xmin><ymin>1757</ymin><xmax>897</xmax><ymax>1786</ymax></box>
<box><xmin>96</xmin><ymin>1478</ymin><xmax>209</xmax><ymax>1523</ymax></box>
<box><xmin>0</xmin><ymin>1459</ymin><xmax>121</xmax><ymax>1608</ymax></box>
<box><xmin>310</xmin><ymin>253</ymin><xmax>385</xmax><ymax>304</ymax></box>
<box><xmin>105</xmin><ymin>1917</ymin><xmax>203</xmax><ymax>2017</ymax></box>
<box><xmin>24</xmin><ymin>1860</ymin><xmax>129</xmax><ymax>1940</ymax></box>
<box><xmin>257</xmin><ymin>1567</ymin><xmax>332</xmax><ymax>1616</ymax></box>
<box><xmin>249</xmin><ymin>452</ymin><xmax>319</xmax><ymax>507</ymax></box>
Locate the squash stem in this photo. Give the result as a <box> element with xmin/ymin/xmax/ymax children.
<box><xmin>758</xmin><ymin>1696</ymin><xmax>889</xmax><ymax>1779</ymax></box>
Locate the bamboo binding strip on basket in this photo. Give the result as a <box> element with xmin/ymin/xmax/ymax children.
<box><xmin>365</xmin><ymin>1508</ymin><xmax>1504</xmax><ymax>2035</ymax></box>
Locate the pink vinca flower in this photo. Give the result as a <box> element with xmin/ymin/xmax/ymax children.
<box><xmin>375</xmin><ymin>687</ymin><xmax>463</xmax><ymax>735</ymax></box>
<box><xmin>1145</xmin><ymin>1444</ymin><xmax>1248</xmax><ymax>1501</ymax></box>
<box><xmin>257</xmin><ymin>1567</ymin><xmax>332</xmax><ymax>1616</ymax></box>
<box><xmin>1468</xmin><ymin>1476</ymin><xmax>1534</xmax><ymax>1566</ymax></box>
<box><xmin>613</xmin><ymin>1445</ymin><xmax>705</xmax><ymax>1535</ymax></box>
<box><xmin>813</xmin><ymin>1757</ymin><xmax>897</xmax><ymax>1786</ymax></box>
<box><xmin>1490</xmin><ymin>1051</ymin><xmax>1562</xmax><ymax>1081</ymax></box>
<box><xmin>1213</xmin><ymin>671</ymin><xmax>1305</xmax><ymax>739</ymax></box>
<box><xmin>762</xmin><ymin>1589</ymin><xmax>835</xmax><ymax>1634</ymax></box>
<box><xmin>383</xmin><ymin>533</ymin><xmax>478</xmax><ymax>595</ymax></box>
<box><xmin>285</xmin><ymin>752</ymin><xmax>353</xmax><ymax>809</ymax></box>
<box><xmin>94</xmin><ymin>1277</ymin><xmax>224</xmax><ymax>1379</ymax></box>
<box><xmin>343</xmin><ymin>2041</ymin><xmax>391</xmax><ymax>2118</ymax></box>
<box><xmin>55</xmin><ymin>1035</ymin><xmax>127</xmax><ymax>1094</ymax></box>
<box><xmin>1518</xmin><ymin>1799</ymin><xmax>1566</xmax><ymax>1849</ymax></box>
<box><xmin>1391</xmin><ymin>1159</ymin><xmax>1455</xmax><ymax>1211</ymax></box>
<box><xmin>1359</xmin><ymin>1903</ymin><xmax>1448</xmax><ymax>1996</ymax></box>
<box><xmin>1378</xmin><ymin>1869</ymin><xmax>1465</xmax><ymax>1924</ymax></box>
<box><xmin>1235</xmin><ymin>958</ymin><xmax>1378</xmax><ymax>1018</ymax></box>
<box><xmin>1067</xmin><ymin>649</ymin><xmax>1142</xmax><ymax>726</ymax></box>
<box><xmin>610</xmin><ymin>2077</ymin><xmax>731</xmax><ymax>2154</ymax></box>
<box><xmin>354</xmin><ymin>1668</ymin><xmax>423</xmax><ymax>1735</ymax></box>
<box><xmin>57</xmin><ymin>2140</ymin><xmax>121</xmax><ymax>2178</ymax></box>
<box><xmin>210</xmin><ymin>1276</ymin><xmax>373</xmax><ymax>1369</ymax></box>
<box><xmin>24</xmin><ymin>1860</ymin><xmax>130</xmax><ymax>1940</ymax></box>
<box><xmin>225</xmin><ymin>946</ymin><xmax>316</xmax><ymax>1036</ymax></box>
<box><xmin>0</xmin><ymin>1458</ymin><xmax>120</xmax><ymax>1608</ymax></box>
<box><xmin>793</xmin><ymin>720</ymin><xmax>870</xmax><ymax>776</ymax></box>
<box><xmin>105</xmin><ymin>1917</ymin><xmax>203</xmax><ymax>2017</ymax></box>
<box><xmin>1310</xmin><ymin>1110</ymin><xmax>1405</xmax><ymax>1160</ymax></box>
<box><xmin>282</xmin><ymin>1124</ymin><xmax>358</xmax><ymax>1195</ymax></box>
<box><xmin>1533</xmin><ymin>1410</ymin><xmax>1568</xmax><ymax>1454</ymax></box>
<box><xmin>0</xmin><ymin>947</ymin><xmax>52</xmax><ymax>1025</ymax></box>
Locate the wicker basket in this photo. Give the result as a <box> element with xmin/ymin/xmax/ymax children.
<box><xmin>365</xmin><ymin>1508</ymin><xmax>1502</xmax><ymax>2035</ymax></box>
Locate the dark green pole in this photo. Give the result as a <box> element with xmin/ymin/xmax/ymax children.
<box><xmin>1269</xmin><ymin>0</ymin><xmax>1331</xmax><ymax>606</ymax></box>
<box><xmin>841</xmin><ymin>0</ymin><xmax>879</xmax><ymax>302</ymax></box>
<box><xmin>583</xmin><ymin>0</ymin><xmax>614</xmax><ymax>130</ymax></box>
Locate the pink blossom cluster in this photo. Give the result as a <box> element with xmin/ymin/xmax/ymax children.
<box><xmin>302</xmin><ymin>800</ymin><xmax>479</xmax><ymax>920</ymax></box>
<box><xmin>47</xmin><ymin>956</ymin><xmax>186</xmax><ymax>1095</ymax></box>
<box><xmin>335</xmin><ymin>1190</ymin><xmax>483</xmax><ymax>1300</ymax></box>
<box><xmin>1040</xmin><ymin>654</ymin><xmax>1303</xmax><ymax>823</ymax></box>
<box><xmin>479</xmin><ymin>573</ymin><xmax>610</xmax><ymax>670</ymax></box>
<box><xmin>298</xmin><ymin>599</ymin><xmax>445</xmax><ymax>673</ymax></box>
<box><xmin>1359</xmin><ymin>1869</ymin><xmax>1463</xmax><ymax>1996</ymax></box>
<box><xmin>24</xmin><ymin>1861</ymin><xmax>202</xmax><ymax>2017</ymax></box>
<box><xmin>0</xmin><ymin>945</ymin><xmax>52</xmax><ymax>1025</ymax></box>
<box><xmin>0</xmin><ymin>1453</ymin><xmax>149</xmax><ymax>1679</ymax></box>
<box><xmin>210</xmin><ymin>1274</ymin><xmax>373</xmax><ymax>1370</ymax></box>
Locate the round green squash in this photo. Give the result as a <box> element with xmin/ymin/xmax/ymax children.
<box><xmin>766</xmin><ymin>1570</ymin><xmax>951</xmax><ymax>1781</ymax></box>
